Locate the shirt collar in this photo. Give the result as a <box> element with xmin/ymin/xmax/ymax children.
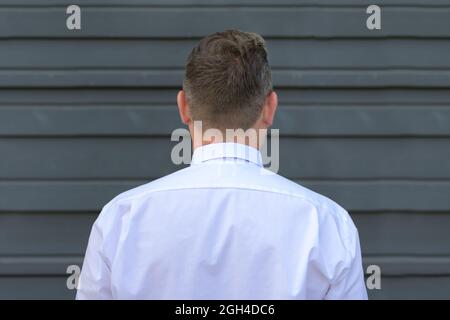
<box><xmin>191</xmin><ymin>142</ymin><xmax>263</xmax><ymax>167</ymax></box>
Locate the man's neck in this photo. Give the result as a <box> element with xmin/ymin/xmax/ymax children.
<box><xmin>191</xmin><ymin>126</ymin><xmax>266</xmax><ymax>151</ymax></box>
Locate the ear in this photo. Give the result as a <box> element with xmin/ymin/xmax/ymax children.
<box><xmin>177</xmin><ymin>90</ymin><xmax>191</xmax><ymax>125</ymax></box>
<box><xmin>260</xmin><ymin>91</ymin><xmax>278</xmax><ymax>128</ymax></box>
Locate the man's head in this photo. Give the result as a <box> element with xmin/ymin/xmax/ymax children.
<box><xmin>177</xmin><ymin>30</ymin><xmax>278</xmax><ymax>145</ymax></box>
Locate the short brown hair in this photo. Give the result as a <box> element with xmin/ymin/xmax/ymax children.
<box><xmin>183</xmin><ymin>30</ymin><xmax>272</xmax><ymax>130</ymax></box>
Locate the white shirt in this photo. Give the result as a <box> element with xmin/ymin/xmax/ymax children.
<box><xmin>77</xmin><ymin>142</ymin><xmax>367</xmax><ymax>300</ymax></box>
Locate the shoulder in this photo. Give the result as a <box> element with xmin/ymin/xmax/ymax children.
<box><xmin>259</xmin><ymin>170</ymin><xmax>358</xmax><ymax>248</ymax></box>
<box><xmin>94</xmin><ymin>166</ymin><xmax>194</xmax><ymax>228</ymax></box>
<box><xmin>260</xmin><ymin>170</ymin><xmax>351</xmax><ymax>216</ymax></box>
<box><xmin>108</xmin><ymin>166</ymin><xmax>194</xmax><ymax>205</ymax></box>
<box><xmin>267</xmin><ymin>174</ymin><xmax>361</xmax><ymax>280</ymax></box>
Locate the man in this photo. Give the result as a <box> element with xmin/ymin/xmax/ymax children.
<box><xmin>77</xmin><ymin>30</ymin><xmax>367</xmax><ymax>299</ymax></box>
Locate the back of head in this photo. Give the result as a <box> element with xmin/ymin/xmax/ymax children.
<box><xmin>183</xmin><ymin>30</ymin><xmax>273</xmax><ymax>130</ymax></box>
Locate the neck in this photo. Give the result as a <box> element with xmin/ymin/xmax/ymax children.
<box><xmin>190</xmin><ymin>121</ymin><xmax>267</xmax><ymax>151</ymax></box>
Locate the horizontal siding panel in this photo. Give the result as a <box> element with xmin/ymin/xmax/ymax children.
<box><xmin>2</xmin><ymin>1</ymin><xmax>450</xmax><ymax>6</ymax></box>
<box><xmin>1</xmin><ymin>212</ymin><xmax>449</xmax><ymax>256</ymax></box>
<box><xmin>1</xmin><ymin>8</ymin><xmax>450</xmax><ymax>38</ymax></box>
<box><xmin>1</xmin><ymin>274</ymin><xmax>448</xmax><ymax>299</ymax></box>
<box><xmin>0</xmin><ymin>181</ymin><xmax>139</xmax><ymax>212</ymax></box>
<box><xmin>0</xmin><ymin>137</ymin><xmax>449</xmax><ymax>179</ymax></box>
<box><xmin>0</xmin><ymin>106</ymin><xmax>183</xmax><ymax>136</ymax></box>
<box><xmin>310</xmin><ymin>180</ymin><xmax>450</xmax><ymax>211</ymax></box>
<box><xmin>277</xmin><ymin>89</ymin><xmax>450</xmax><ymax>105</ymax></box>
<box><xmin>364</xmin><ymin>257</ymin><xmax>450</xmax><ymax>276</ymax></box>
<box><xmin>0</xmin><ymin>213</ymin><xmax>94</xmax><ymax>255</ymax></box>
<box><xmin>0</xmin><ymin>138</ymin><xmax>177</xmax><ymax>179</ymax></box>
<box><xmin>1</xmin><ymin>105</ymin><xmax>450</xmax><ymax>136</ymax></box>
<box><xmin>1</xmin><ymin>70</ymin><xmax>450</xmax><ymax>88</ymax></box>
<box><xmin>276</xmin><ymin>106</ymin><xmax>450</xmax><ymax>136</ymax></box>
<box><xmin>367</xmin><ymin>276</ymin><xmax>450</xmax><ymax>299</ymax></box>
<box><xmin>1</xmin><ymin>180</ymin><xmax>449</xmax><ymax>212</ymax></box>
<box><xmin>3</xmin><ymin>39</ymin><xmax>450</xmax><ymax>69</ymax></box>
<box><xmin>0</xmin><ymin>256</ymin><xmax>83</xmax><ymax>275</ymax></box>
<box><xmin>0</xmin><ymin>89</ymin><xmax>176</xmax><ymax>104</ymax></box>
<box><xmin>354</xmin><ymin>212</ymin><xmax>450</xmax><ymax>255</ymax></box>
<box><xmin>2</xmin><ymin>88</ymin><xmax>450</xmax><ymax>105</ymax></box>
<box><xmin>278</xmin><ymin>138</ymin><xmax>450</xmax><ymax>179</ymax></box>
<box><xmin>2</xmin><ymin>270</ymin><xmax>450</xmax><ymax>299</ymax></box>
<box><xmin>1</xmin><ymin>255</ymin><xmax>450</xmax><ymax>276</ymax></box>
<box><xmin>0</xmin><ymin>276</ymin><xmax>75</xmax><ymax>300</ymax></box>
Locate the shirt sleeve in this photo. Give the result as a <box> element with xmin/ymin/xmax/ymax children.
<box><xmin>324</xmin><ymin>226</ymin><xmax>368</xmax><ymax>300</ymax></box>
<box><xmin>76</xmin><ymin>204</ymin><xmax>114</xmax><ymax>300</ymax></box>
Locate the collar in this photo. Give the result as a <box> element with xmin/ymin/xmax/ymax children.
<box><xmin>191</xmin><ymin>142</ymin><xmax>263</xmax><ymax>167</ymax></box>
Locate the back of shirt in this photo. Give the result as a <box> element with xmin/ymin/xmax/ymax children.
<box><xmin>76</xmin><ymin>143</ymin><xmax>368</xmax><ymax>300</ymax></box>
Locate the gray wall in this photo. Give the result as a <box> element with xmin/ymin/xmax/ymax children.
<box><xmin>1</xmin><ymin>0</ymin><xmax>450</xmax><ymax>299</ymax></box>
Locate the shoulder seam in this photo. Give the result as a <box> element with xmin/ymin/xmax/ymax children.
<box><xmin>111</xmin><ymin>184</ymin><xmax>335</xmax><ymax>213</ymax></box>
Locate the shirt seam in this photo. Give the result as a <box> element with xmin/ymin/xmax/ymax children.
<box><xmin>112</xmin><ymin>184</ymin><xmax>329</xmax><ymax>213</ymax></box>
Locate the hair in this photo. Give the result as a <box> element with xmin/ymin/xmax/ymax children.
<box><xmin>183</xmin><ymin>30</ymin><xmax>273</xmax><ymax>130</ymax></box>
